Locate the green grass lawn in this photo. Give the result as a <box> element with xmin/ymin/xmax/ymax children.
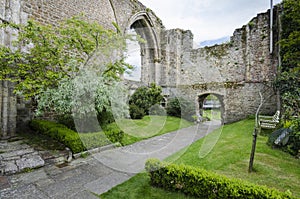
<box><xmin>100</xmin><ymin>119</ymin><xmax>300</xmax><ymax>199</ymax></box>
<box><xmin>111</xmin><ymin>115</ymin><xmax>193</xmax><ymax>145</ymax></box>
<box><xmin>203</xmin><ymin>109</ymin><xmax>221</xmax><ymax>120</ymax></box>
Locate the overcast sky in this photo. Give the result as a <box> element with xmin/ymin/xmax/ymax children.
<box><xmin>139</xmin><ymin>0</ymin><xmax>282</xmax><ymax>43</ymax></box>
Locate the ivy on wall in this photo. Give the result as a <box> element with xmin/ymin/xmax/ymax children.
<box><xmin>276</xmin><ymin>0</ymin><xmax>300</xmax><ymax>118</ymax></box>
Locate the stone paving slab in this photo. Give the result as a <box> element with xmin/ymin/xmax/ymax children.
<box><xmin>0</xmin><ymin>121</ymin><xmax>221</xmax><ymax>198</ymax></box>
<box><xmin>0</xmin><ymin>139</ymin><xmax>45</xmax><ymax>175</ymax></box>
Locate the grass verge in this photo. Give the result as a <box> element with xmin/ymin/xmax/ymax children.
<box><xmin>100</xmin><ymin>119</ymin><xmax>300</xmax><ymax>198</ymax></box>
<box><xmin>109</xmin><ymin>115</ymin><xmax>193</xmax><ymax>145</ymax></box>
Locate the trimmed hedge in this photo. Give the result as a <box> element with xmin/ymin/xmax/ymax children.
<box><xmin>145</xmin><ymin>159</ymin><xmax>295</xmax><ymax>199</ymax></box>
<box><xmin>30</xmin><ymin>120</ymin><xmax>85</xmax><ymax>153</ymax></box>
<box><xmin>30</xmin><ymin>120</ymin><xmax>112</xmax><ymax>153</ymax></box>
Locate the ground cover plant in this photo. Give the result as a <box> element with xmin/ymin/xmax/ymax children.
<box><xmin>100</xmin><ymin>119</ymin><xmax>300</xmax><ymax>198</ymax></box>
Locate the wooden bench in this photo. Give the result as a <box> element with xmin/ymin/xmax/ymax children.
<box><xmin>259</xmin><ymin>110</ymin><xmax>280</xmax><ymax>129</ymax></box>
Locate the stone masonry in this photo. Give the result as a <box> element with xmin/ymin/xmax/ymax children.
<box><xmin>0</xmin><ymin>0</ymin><xmax>281</xmax><ymax>138</ymax></box>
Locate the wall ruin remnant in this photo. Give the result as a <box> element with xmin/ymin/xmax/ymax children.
<box><xmin>0</xmin><ymin>0</ymin><xmax>281</xmax><ymax>138</ymax></box>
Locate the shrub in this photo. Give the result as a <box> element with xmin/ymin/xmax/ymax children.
<box><xmin>286</xmin><ymin>118</ymin><xmax>300</xmax><ymax>156</ymax></box>
<box><xmin>129</xmin><ymin>104</ymin><xmax>146</xmax><ymax>119</ymax></box>
<box><xmin>129</xmin><ymin>83</ymin><xmax>163</xmax><ymax>117</ymax></box>
<box><xmin>166</xmin><ymin>97</ymin><xmax>195</xmax><ymax>122</ymax></box>
<box><xmin>56</xmin><ymin>114</ymin><xmax>76</xmax><ymax>131</ymax></box>
<box><xmin>30</xmin><ymin>120</ymin><xmax>86</xmax><ymax>153</ymax></box>
<box><xmin>268</xmin><ymin>118</ymin><xmax>300</xmax><ymax>156</ymax></box>
<box><xmin>30</xmin><ymin>120</ymin><xmax>111</xmax><ymax>153</ymax></box>
<box><xmin>145</xmin><ymin>159</ymin><xmax>295</xmax><ymax>199</ymax></box>
<box><xmin>149</xmin><ymin>104</ymin><xmax>166</xmax><ymax>116</ymax></box>
<box><xmin>103</xmin><ymin>123</ymin><xmax>124</xmax><ymax>144</ymax></box>
<box><xmin>97</xmin><ymin>109</ymin><xmax>115</xmax><ymax>127</ymax></box>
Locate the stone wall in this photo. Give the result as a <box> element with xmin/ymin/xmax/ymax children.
<box><xmin>0</xmin><ymin>0</ymin><xmax>164</xmax><ymax>138</ymax></box>
<box><xmin>0</xmin><ymin>0</ymin><xmax>282</xmax><ymax>138</ymax></box>
<box><xmin>161</xmin><ymin>6</ymin><xmax>281</xmax><ymax>123</ymax></box>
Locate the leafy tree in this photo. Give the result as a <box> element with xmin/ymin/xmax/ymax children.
<box><xmin>129</xmin><ymin>83</ymin><xmax>163</xmax><ymax>119</ymax></box>
<box><xmin>0</xmin><ymin>16</ymin><xmax>138</xmax><ymax>130</ymax></box>
<box><xmin>0</xmin><ymin>16</ymin><xmax>132</xmax><ymax>99</ymax></box>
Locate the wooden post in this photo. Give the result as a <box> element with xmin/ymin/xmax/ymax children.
<box><xmin>249</xmin><ymin>127</ymin><xmax>258</xmax><ymax>172</ymax></box>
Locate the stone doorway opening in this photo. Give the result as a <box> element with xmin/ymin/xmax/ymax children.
<box><xmin>124</xmin><ymin>12</ymin><xmax>160</xmax><ymax>85</ymax></box>
<box><xmin>198</xmin><ymin>93</ymin><xmax>224</xmax><ymax>124</ymax></box>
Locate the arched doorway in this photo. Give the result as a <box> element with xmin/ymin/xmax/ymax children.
<box><xmin>124</xmin><ymin>12</ymin><xmax>160</xmax><ymax>85</ymax></box>
<box><xmin>198</xmin><ymin>93</ymin><xmax>224</xmax><ymax>123</ymax></box>
<box><xmin>124</xmin><ymin>29</ymin><xmax>141</xmax><ymax>81</ymax></box>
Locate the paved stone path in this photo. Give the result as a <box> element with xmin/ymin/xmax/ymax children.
<box><xmin>0</xmin><ymin>120</ymin><xmax>221</xmax><ymax>199</ymax></box>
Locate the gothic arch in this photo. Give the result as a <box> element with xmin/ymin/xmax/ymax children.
<box><xmin>125</xmin><ymin>12</ymin><xmax>160</xmax><ymax>84</ymax></box>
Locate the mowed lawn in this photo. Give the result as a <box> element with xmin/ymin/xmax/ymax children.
<box><xmin>112</xmin><ymin>115</ymin><xmax>193</xmax><ymax>145</ymax></box>
<box><xmin>101</xmin><ymin>119</ymin><xmax>300</xmax><ymax>199</ymax></box>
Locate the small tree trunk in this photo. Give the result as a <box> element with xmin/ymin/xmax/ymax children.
<box><xmin>249</xmin><ymin>127</ymin><xmax>258</xmax><ymax>172</ymax></box>
<box><xmin>249</xmin><ymin>91</ymin><xmax>263</xmax><ymax>173</ymax></box>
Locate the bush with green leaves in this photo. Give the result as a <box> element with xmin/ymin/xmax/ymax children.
<box><xmin>103</xmin><ymin>123</ymin><xmax>124</xmax><ymax>144</ymax></box>
<box><xmin>30</xmin><ymin>119</ymin><xmax>121</xmax><ymax>153</ymax></box>
<box><xmin>285</xmin><ymin>118</ymin><xmax>300</xmax><ymax>156</ymax></box>
<box><xmin>145</xmin><ymin>158</ymin><xmax>295</xmax><ymax>199</ymax></box>
<box><xmin>149</xmin><ymin>104</ymin><xmax>166</xmax><ymax>116</ymax></box>
<box><xmin>129</xmin><ymin>104</ymin><xmax>146</xmax><ymax>119</ymax></box>
<box><xmin>166</xmin><ymin>97</ymin><xmax>195</xmax><ymax>122</ymax></box>
<box><xmin>129</xmin><ymin>83</ymin><xmax>163</xmax><ymax>119</ymax></box>
<box><xmin>30</xmin><ymin>120</ymin><xmax>87</xmax><ymax>153</ymax></box>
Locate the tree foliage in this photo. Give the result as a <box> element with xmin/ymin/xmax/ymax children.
<box><xmin>274</xmin><ymin>0</ymin><xmax>300</xmax><ymax>156</ymax></box>
<box><xmin>0</xmin><ymin>16</ymin><xmax>132</xmax><ymax>99</ymax></box>
<box><xmin>129</xmin><ymin>83</ymin><xmax>163</xmax><ymax>119</ymax></box>
<box><xmin>276</xmin><ymin>0</ymin><xmax>300</xmax><ymax>118</ymax></box>
<box><xmin>0</xmin><ymin>15</ymin><xmax>139</xmax><ymax>126</ymax></box>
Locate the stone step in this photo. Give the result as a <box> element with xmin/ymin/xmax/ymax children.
<box><xmin>0</xmin><ymin>137</ymin><xmax>74</xmax><ymax>175</ymax></box>
<box><xmin>0</xmin><ymin>139</ymin><xmax>45</xmax><ymax>175</ymax></box>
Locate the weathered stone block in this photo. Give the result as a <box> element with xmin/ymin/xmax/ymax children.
<box><xmin>16</xmin><ymin>154</ymin><xmax>45</xmax><ymax>171</ymax></box>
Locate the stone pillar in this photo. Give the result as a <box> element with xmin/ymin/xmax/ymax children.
<box><xmin>0</xmin><ymin>0</ymin><xmax>22</xmax><ymax>139</ymax></box>
<box><xmin>0</xmin><ymin>81</ymin><xmax>17</xmax><ymax>139</ymax></box>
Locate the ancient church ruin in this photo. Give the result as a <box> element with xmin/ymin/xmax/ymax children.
<box><xmin>0</xmin><ymin>0</ymin><xmax>281</xmax><ymax>139</ymax></box>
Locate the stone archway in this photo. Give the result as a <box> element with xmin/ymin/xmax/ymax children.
<box><xmin>197</xmin><ymin>93</ymin><xmax>225</xmax><ymax>124</ymax></box>
<box><xmin>125</xmin><ymin>12</ymin><xmax>160</xmax><ymax>85</ymax></box>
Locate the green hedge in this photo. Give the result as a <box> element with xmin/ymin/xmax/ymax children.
<box><xmin>30</xmin><ymin>120</ymin><xmax>85</xmax><ymax>153</ymax></box>
<box><xmin>145</xmin><ymin>159</ymin><xmax>295</xmax><ymax>199</ymax></box>
<box><xmin>30</xmin><ymin>120</ymin><xmax>112</xmax><ymax>153</ymax></box>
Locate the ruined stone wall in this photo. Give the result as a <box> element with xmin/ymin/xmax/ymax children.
<box><xmin>162</xmin><ymin>7</ymin><xmax>281</xmax><ymax>123</ymax></box>
<box><xmin>0</xmin><ymin>0</ymin><xmax>164</xmax><ymax>138</ymax></box>
<box><xmin>22</xmin><ymin>0</ymin><xmax>116</xmax><ymax>29</ymax></box>
<box><xmin>0</xmin><ymin>0</ymin><xmax>283</xmax><ymax>137</ymax></box>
